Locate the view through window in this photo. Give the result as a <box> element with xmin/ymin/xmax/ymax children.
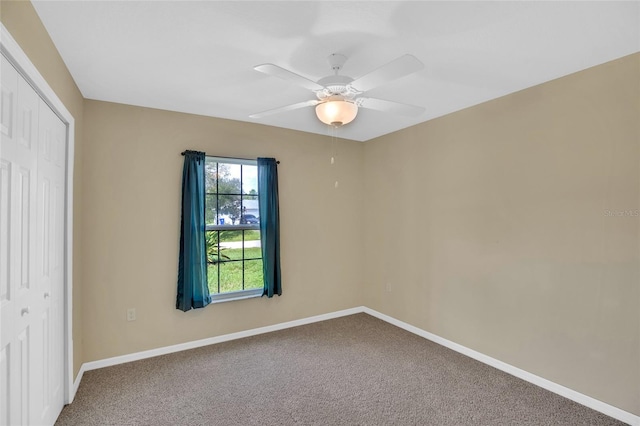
<box><xmin>205</xmin><ymin>157</ymin><xmax>263</xmax><ymax>299</ymax></box>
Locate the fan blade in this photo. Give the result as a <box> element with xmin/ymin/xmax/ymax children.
<box><xmin>350</xmin><ymin>54</ymin><xmax>424</xmax><ymax>92</ymax></box>
<box><xmin>358</xmin><ymin>97</ymin><xmax>425</xmax><ymax>116</ymax></box>
<box><xmin>254</xmin><ymin>64</ymin><xmax>324</xmax><ymax>91</ymax></box>
<box><xmin>250</xmin><ymin>99</ymin><xmax>319</xmax><ymax>119</ymax></box>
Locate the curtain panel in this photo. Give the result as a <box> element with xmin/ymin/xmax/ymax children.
<box><xmin>176</xmin><ymin>150</ymin><xmax>211</xmax><ymax>311</ymax></box>
<box><xmin>257</xmin><ymin>158</ymin><xmax>282</xmax><ymax>297</ymax></box>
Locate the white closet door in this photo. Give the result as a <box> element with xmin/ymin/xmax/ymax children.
<box><xmin>0</xmin><ymin>53</ymin><xmax>65</xmax><ymax>426</ymax></box>
<box><xmin>1</xmin><ymin>50</ymin><xmax>40</xmax><ymax>426</ymax></box>
<box><xmin>33</xmin><ymin>90</ymin><xmax>66</xmax><ymax>426</ymax></box>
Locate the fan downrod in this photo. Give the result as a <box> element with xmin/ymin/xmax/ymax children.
<box><xmin>327</xmin><ymin>53</ymin><xmax>348</xmax><ymax>74</ymax></box>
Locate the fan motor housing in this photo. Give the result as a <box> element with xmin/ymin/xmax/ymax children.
<box><xmin>316</xmin><ymin>75</ymin><xmax>356</xmax><ymax>99</ymax></box>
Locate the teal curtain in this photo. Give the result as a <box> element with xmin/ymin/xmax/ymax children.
<box><xmin>176</xmin><ymin>150</ymin><xmax>211</xmax><ymax>311</ymax></box>
<box><xmin>258</xmin><ymin>158</ymin><xmax>282</xmax><ymax>297</ymax></box>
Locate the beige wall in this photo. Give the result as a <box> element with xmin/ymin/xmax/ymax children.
<box><xmin>0</xmin><ymin>0</ymin><xmax>85</xmax><ymax>378</ymax></box>
<box><xmin>81</xmin><ymin>100</ymin><xmax>364</xmax><ymax>362</ymax></box>
<box><xmin>363</xmin><ymin>53</ymin><xmax>640</xmax><ymax>414</ymax></box>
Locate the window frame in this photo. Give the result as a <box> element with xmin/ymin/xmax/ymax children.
<box><xmin>205</xmin><ymin>156</ymin><xmax>263</xmax><ymax>303</ymax></box>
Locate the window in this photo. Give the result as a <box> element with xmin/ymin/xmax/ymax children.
<box><xmin>205</xmin><ymin>157</ymin><xmax>263</xmax><ymax>302</ymax></box>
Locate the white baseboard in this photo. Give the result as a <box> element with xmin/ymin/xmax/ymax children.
<box><xmin>81</xmin><ymin>307</ymin><xmax>363</xmax><ymax>372</ymax></box>
<box><xmin>362</xmin><ymin>307</ymin><xmax>639</xmax><ymax>426</ymax></box>
<box><xmin>72</xmin><ymin>306</ymin><xmax>639</xmax><ymax>425</ymax></box>
<box><xmin>70</xmin><ymin>364</ymin><xmax>85</xmax><ymax>403</ymax></box>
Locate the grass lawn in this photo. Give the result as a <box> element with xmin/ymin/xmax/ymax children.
<box><xmin>221</xmin><ymin>230</ymin><xmax>260</xmax><ymax>243</ymax></box>
<box><xmin>208</xmin><ymin>247</ymin><xmax>263</xmax><ymax>294</ymax></box>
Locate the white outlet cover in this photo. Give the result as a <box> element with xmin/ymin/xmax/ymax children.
<box><xmin>127</xmin><ymin>308</ymin><xmax>136</xmax><ymax>321</ymax></box>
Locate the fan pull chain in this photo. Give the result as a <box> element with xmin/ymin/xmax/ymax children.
<box><xmin>331</xmin><ymin>124</ymin><xmax>339</xmax><ymax>189</ymax></box>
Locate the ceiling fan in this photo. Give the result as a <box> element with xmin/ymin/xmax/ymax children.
<box><xmin>250</xmin><ymin>53</ymin><xmax>425</xmax><ymax>126</ymax></box>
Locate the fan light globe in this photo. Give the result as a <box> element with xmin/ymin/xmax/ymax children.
<box><xmin>315</xmin><ymin>100</ymin><xmax>358</xmax><ymax>126</ymax></box>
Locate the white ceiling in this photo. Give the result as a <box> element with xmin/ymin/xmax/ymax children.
<box><xmin>32</xmin><ymin>1</ymin><xmax>639</xmax><ymax>142</ymax></box>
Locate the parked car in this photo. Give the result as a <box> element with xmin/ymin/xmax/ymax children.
<box><xmin>240</xmin><ymin>214</ymin><xmax>259</xmax><ymax>224</ymax></box>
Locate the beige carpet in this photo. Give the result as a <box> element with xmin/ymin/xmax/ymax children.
<box><xmin>56</xmin><ymin>313</ymin><xmax>624</xmax><ymax>425</ymax></box>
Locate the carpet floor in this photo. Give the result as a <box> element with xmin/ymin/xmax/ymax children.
<box><xmin>56</xmin><ymin>313</ymin><xmax>624</xmax><ymax>425</ymax></box>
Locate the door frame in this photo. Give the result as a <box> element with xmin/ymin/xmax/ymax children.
<box><xmin>1</xmin><ymin>23</ymin><xmax>76</xmax><ymax>404</ymax></box>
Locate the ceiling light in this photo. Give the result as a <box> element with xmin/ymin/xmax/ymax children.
<box><xmin>315</xmin><ymin>97</ymin><xmax>358</xmax><ymax>126</ymax></box>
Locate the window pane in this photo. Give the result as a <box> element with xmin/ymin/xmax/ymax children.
<box><xmin>243</xmin><ymin>164</ymin><xmax>258</xmax><ymax>195</ymax></box>
<box><xmin>244</xmin><ymin>229</ymin><xmax>260</xmax><ymax>243</ymax></box>
<box><xmin>218</xmin><ymin>194</ymin><xmax>241</xmax><ymax>225</ymax></box>
<box><xmin>244</xmin><ymin>259</ymin><xmax>264</xmax><ymax>290</ymax></box>
<box><xmin>219</xmin><ymin>231</ymin><xmax>243</xmax><ymax>261</ymax></box>
<box><xmin>217</xmin><ymin>163</ymin><xmax>242</xmax><ymax>194</ymax></box>
<box><xmin>207</xmin><ymin>263</ymin><xmax>220</xmax><ymax>294</ymax></box>
<box><xmin>204</xmin><ymin>159</ymin><xmax>218</xmax><ymax>192</ymax></box>
<box><xmin>244</xmin><ymin>246</ymin><xmax>262</xmax><ymax>261</ymax></box>
<box><xmin>205</xmin><ymin>230</ymin><xmax>220</xmax><ymax>265</ymax></box>
<box><xmin>241</xmin><ymin>196</ymin><xmax>259</xmax><ymax>225</ymax></box>
<box><xmin>205</xmin><ymin>194</ymin><xmax>218</xmax><ymax>226</ymax></box>
<box><xmin>219</xmin><ymin>261</ymin><xmax>244</xmax><ymax>293</ymax></box>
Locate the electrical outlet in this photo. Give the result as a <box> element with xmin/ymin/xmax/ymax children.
<box><xmin>127</xmin><ymin>308</ymin><xmax>136</xmax><ymax>321</ymax></box>
<box><xmin>385</xmin><ymin>283</ymin><xmax>392</xmax><ymax>293</ymax></box>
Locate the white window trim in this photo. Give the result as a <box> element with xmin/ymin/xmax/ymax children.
<box><xmin>206</xmin><ymin>156</ymin><xmax>262</xmax><ymax>302</ymax></box>
<box><xmin>207</xmin><ymin>156</ymin><xmax>257</xmax><ymax>166</ymax></box>
<box><xmin>210</xmin><ymin>288</ymin><xmax>262</xmax><ymax>304</ymax></box>
<box><xmin>206</xmin><ymin>224</ymin><xmax>260</xmax><ymax>231</ymax></box>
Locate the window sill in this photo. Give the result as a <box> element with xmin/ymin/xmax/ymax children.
<box><xmin>210</xmin><ymin>288</ymin><xmax>262</xmax><ymax>304</ymax></box>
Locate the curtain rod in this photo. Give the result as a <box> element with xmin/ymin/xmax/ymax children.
<box><xmin>181</xmin><ymin>151</ymin><xmax>279</xmax><ymax>164</ymax></box>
